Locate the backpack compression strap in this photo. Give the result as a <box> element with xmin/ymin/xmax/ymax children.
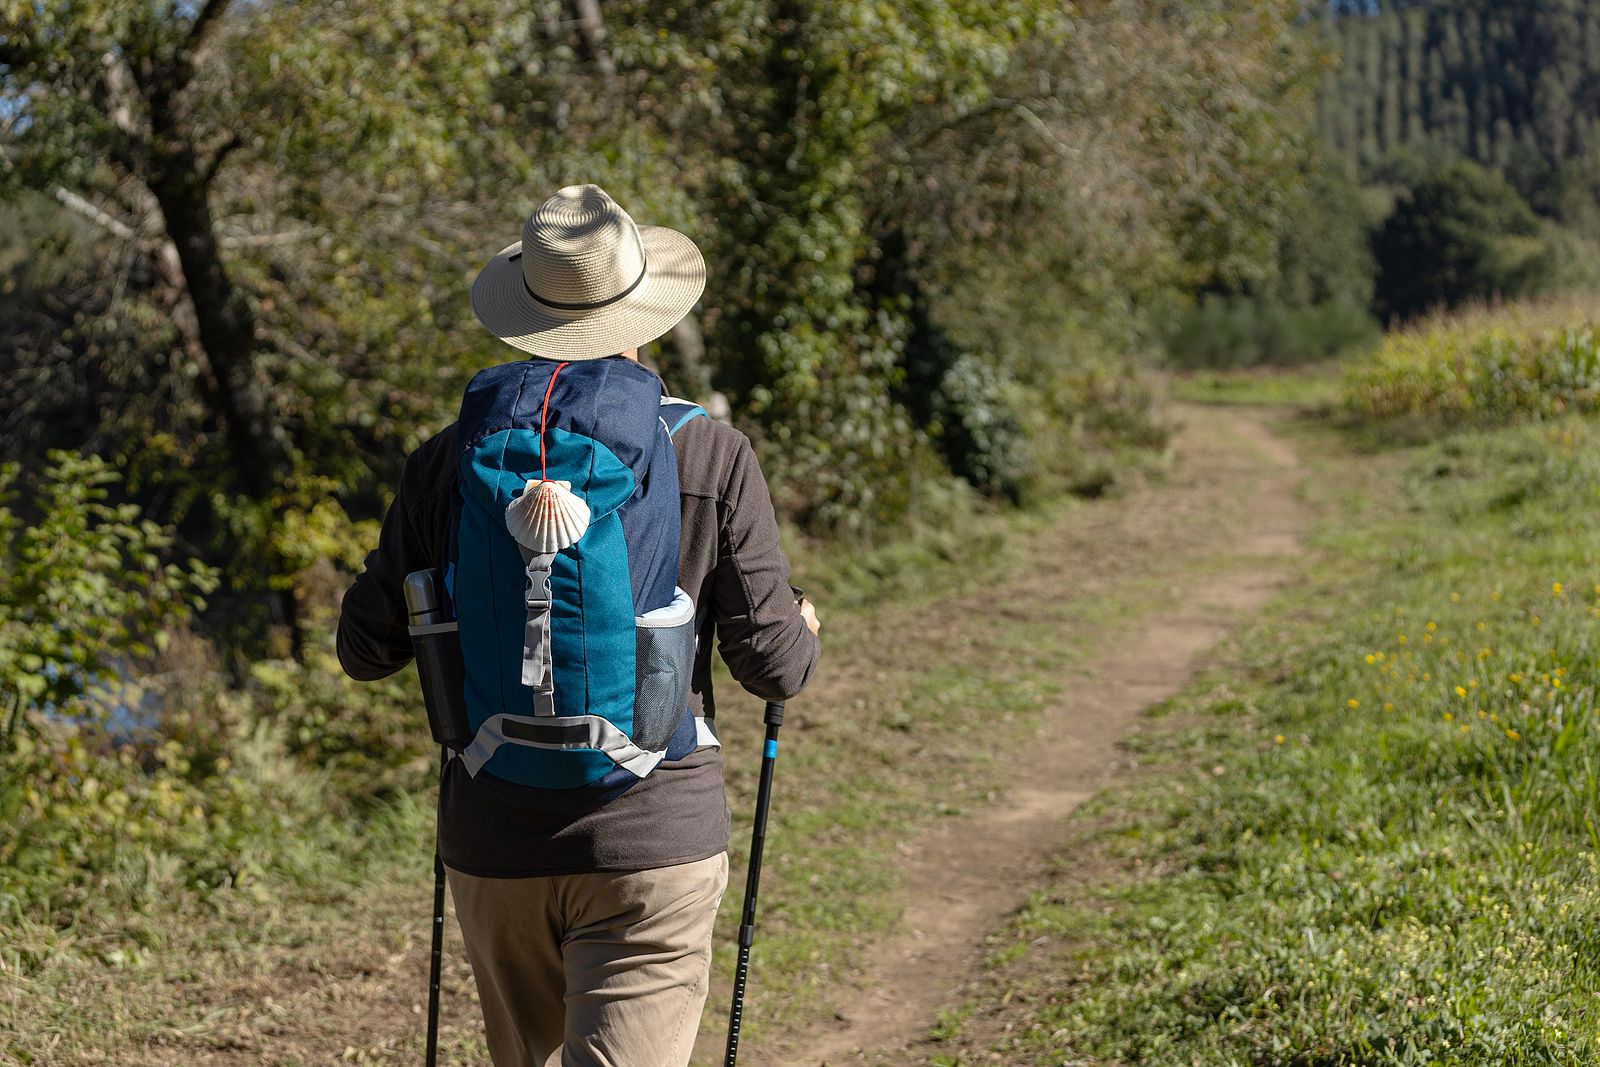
<box><xmin>519</xmin><ymin>548</ymin><xmax>557</xmax><ymax>714</ymax></box>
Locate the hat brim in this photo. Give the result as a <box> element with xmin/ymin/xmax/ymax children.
<box><xmin>470</xmin><ymin>225</ymin><xmax>707</xmax><ymax>361</ymax></box>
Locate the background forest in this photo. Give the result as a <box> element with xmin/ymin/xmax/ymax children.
<box><xmin>5</xmin><ymin>0</ymin><xmax>1600</xmax><ymax>1063</ymax></box>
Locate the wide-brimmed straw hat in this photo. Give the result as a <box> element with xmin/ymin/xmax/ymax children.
<box><xmin>471</xmin><ymin>184</ymin><xmax>706</xmax><ymax>361</ymax></box>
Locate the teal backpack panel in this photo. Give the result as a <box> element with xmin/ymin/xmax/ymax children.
<box><xmin>454</xmin><ymin>425</ymin><xmax>638</xmax><ymax>789</ymax></box>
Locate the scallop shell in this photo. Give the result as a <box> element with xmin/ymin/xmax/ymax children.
<box><xmin>505</xmin><ymin>478</ymin><xmax>590</xmax><ymax>553</ymax></box>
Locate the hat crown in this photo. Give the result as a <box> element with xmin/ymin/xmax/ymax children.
<box><xmin>520</xmin><ymin>185</ymin><xmax>647</xmax><ymax>309</ymax></box>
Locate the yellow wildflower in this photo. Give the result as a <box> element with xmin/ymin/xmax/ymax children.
<box><xmin>1455</xmin><ymin>686</ymin><xmax>1468</xmax><ymax>697</ymax></box>
<box><xmin>1347</xmin><ymin>699</ymin><xmax>1361</xmax><ymax>710</ymax></box>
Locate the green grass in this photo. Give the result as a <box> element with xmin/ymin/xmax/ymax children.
<box><xmin>1167</xmin><ymin>365</ymin><xmax>1345</xmax><ymax>409</ymax></box>
<box><xmin>940</xmin><ymin>415</ymin><xmax>1600</xmax><ymax>1065</ymax></box>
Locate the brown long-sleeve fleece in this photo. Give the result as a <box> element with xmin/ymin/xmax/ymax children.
<box><xmin>337</xmin><ymin>401</ymin><xmax>820</xmax><ymax>876</ymax></box>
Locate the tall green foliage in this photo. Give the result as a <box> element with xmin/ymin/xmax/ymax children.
<box><xmin>3</xmin><ymin>0</ymin><xmax>1335</xmax><ymax>615</ymax></box>
<box><xmin>1373</xmin><ymin>159</ymin><xmax>1550</xmax><ymax>320</ymax></box>
<box><xmin>695</xmin><ymin>0</ymin><xmax>1036</xmax><ymax>529</ymax></box>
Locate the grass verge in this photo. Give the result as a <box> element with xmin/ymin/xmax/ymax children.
<box><xmin>937</xmin><ymin>413</ymin><xmax>1600</xmax><ymax>1065</ymax></box>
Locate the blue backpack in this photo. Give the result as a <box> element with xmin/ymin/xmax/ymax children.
<box><xmin>441</xmin><ymin>357</ymin><xmax>711</xmax><ymax>807</ymax></box>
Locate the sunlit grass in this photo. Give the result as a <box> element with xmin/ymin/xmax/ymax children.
<box><xmin>945</xmin><ymin>415</ymin><xmax>1600</xmax><ymax>1066</ymax></box>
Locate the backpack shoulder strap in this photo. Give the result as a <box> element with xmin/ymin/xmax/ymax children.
<box><xmin>660</xmin><ymin>394</ymin><xmax>716</xmax><ymax>728</ymax></box>
<box><xmin>660</xmin><ymin>395</ymin><xmax>709</xmax><ymax>439</ymax></box>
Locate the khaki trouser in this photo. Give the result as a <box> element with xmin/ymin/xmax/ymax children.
<box><xmin>447</xmin><ymin>853</ymin><xmax>729</xmax><ymax>1067</ymax></box>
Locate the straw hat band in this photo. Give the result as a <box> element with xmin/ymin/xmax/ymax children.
<box><xmin>513</xmin><ymin>250</ymin><xmax>648</xmax><ymax>312</ymax></box>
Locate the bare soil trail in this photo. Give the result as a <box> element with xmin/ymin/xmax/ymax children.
<box><xmin>768</xmin><ymin>404</ymin><xmax>1308</xmax><ymax>1066</ymax></box>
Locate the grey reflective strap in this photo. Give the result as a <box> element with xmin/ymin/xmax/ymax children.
<box><xmin>519</xmin><ymin>549</ymin><xmax>557</xmax><ymax>715</ymax></box>
<box><xmin>407</xmin><ymin>621</ymin><xmax>459</xmax><ymax>637</ymax></box>
<box><xmin>458</xmin><ymin>713</ymin><xmax>669</xmax><ymax>779</ymax></box>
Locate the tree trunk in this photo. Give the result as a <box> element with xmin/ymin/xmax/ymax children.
<box><xmin>145</xmin><ymin>136</ymin><xmax>291</xmax><ymax>498</ymax></box>
<box><xmin>568</xmin><ymin>0</ymin><xmax>617</xmax><ymax>86</ymax></box>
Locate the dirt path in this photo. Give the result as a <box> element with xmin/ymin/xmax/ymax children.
<box><xmin>774</xmin><ymin>404</ymin><xmax>1308</xmax><ymax>1066</ymax></box>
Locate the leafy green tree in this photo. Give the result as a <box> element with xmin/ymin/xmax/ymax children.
<box><xmin>1373</xmin><ymin>158</ymin><xmax>1550</xmax><ymax>321</ymax></box>
<box><xmin>1</xmin><ymin>0</ymin><xmax>290</xmax><ymax>494</ymax></box>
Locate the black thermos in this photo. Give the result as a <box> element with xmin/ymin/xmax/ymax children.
<box><xmin>403</xmin><ymin>568</ymin><xmax>472</xmax><ymax>751</ymax></box>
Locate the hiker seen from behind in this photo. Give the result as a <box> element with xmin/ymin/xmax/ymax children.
<box><xmin>337</xmin><ymin>184</ymin><xmax>821</xmax><ymax>1067</ymax></box>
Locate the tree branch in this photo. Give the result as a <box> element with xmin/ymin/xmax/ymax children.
<box><xmin>176</xmin><ymin>0</ymin><xmax>231</xmax><ymax>87</ymax></box>
<box><xmin>53</xmin><ymin>186</ymin><xmax>140</xmax><ymax>241</ymax></box>
<box><xmin>186</xmin><ymin>0</ymin><xmax>232</xmax><ymax>56</ymax></box>
<box><xmin>568</xmin><ymin>0</ymin><xmax>617</xmax><ymax>86</ymax></box>
<box><xmin>100</xmin><ymin>50</ymin><xmax>145</xmax><ymax>141</ymax></box>
<box><xmin>200</xmin><ymin>131</ymin><xmax>242</xmax><ymax>182</ymax></box>
<box><xmin>1011</xmin><ymin>103</ymin><xmax>1081</xmax><ymax>162</ymax></box>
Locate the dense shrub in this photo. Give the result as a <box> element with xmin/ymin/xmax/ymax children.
<box><xmin>1346</xmin><ymin>300</ymin><xmax>1600</xmax><ymax>422</ymax></box>
<box><xmin>928</xmin><ymin>354</ymin><xmax>1031</xmax><ymax>503</ymax></box>
<box><xmin>0</xmin><ymin>459</ymin><xmax>420</xmax><ymax>928</ymax></box>
<box><xmin>0</xmin><ymin>453</ymin><xmax>216</xmax><ymax>736</ymax></box>
<box><xmin>1162</xmin><ymin>296</ymin><xmax>1380</xmax><ymax>370</ymax></box>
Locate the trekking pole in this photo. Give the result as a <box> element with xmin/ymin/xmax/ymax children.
<box><xmin>425</xmin><ymin>747</ymin><xmax>446</xmax><ymax>1067</ymax></box>
<box><xmin>724</xmin><ymin>699</ymin><xmax>785</xmax><ymax>1067</ymax></box>
<box><xmin>404</xmin><ymin>569</ymin><xmax>471</xmax><ymax>1067</ymax></box>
